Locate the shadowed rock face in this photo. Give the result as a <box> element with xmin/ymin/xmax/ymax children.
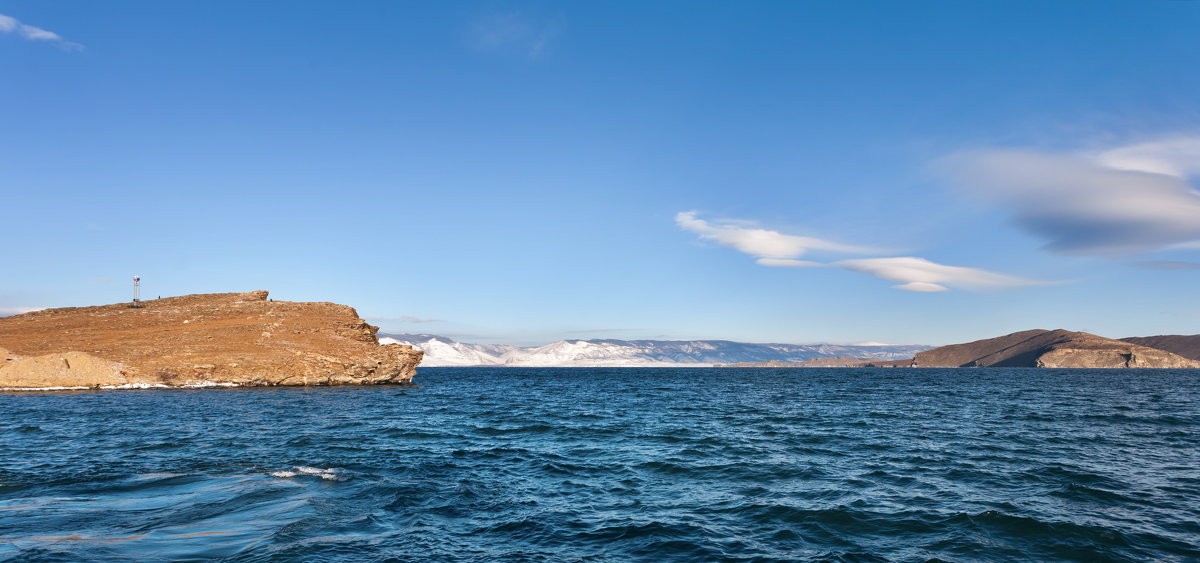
<box><xmin>0</xmin><ymin>291</ymin><xmax>422</xmax><ymax>390</ymax></box>
<box><xmin>913</xmin><ymin>329</ymin><xmax>1200</xmax><ymax>368</ymax></box>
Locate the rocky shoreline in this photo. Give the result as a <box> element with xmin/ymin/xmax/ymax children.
<box><xmin>0</xmin><ymin>291</ymin><xmax>422</xmax><ymax>390</ymax></box>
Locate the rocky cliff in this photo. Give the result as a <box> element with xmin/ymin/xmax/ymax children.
<box><xmin>0</xmin><ymin>291</ymin><xmax>422</xmax><ymax>390</ymax></box>
<box><xmin>913</xmin><ymin>329</ymin><xmax>1200</xmax><ymax>368</ymax></box>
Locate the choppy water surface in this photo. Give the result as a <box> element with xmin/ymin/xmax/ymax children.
<box><xmin>2</xmin><ymin>368</ymin><xmax>1199</xmax><ymax>561</ymax></box>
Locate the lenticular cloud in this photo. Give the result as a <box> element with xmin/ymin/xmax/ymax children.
<box><xmin>675</xmin><ymin>211</ymin><xmax>876</xmax><ymax>259</ymax></box>
<box><xmin>939</xmin><ymin>137</ymin><xmax>1200</xmax><ymax>256</ymax></box>
<box><xmin>835</xmin><ymin>257</ymin><xmax>1044</xmax><ymax>293</ymax></box>
<box><xmin>677</xmin><ymin>212</ymin><xmax>1043</xmax><ymax>292</ymax></box>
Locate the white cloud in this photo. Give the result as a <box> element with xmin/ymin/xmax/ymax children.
<box><xmin>0</xmin><ymin>13</ymin><xmax>83</xmax><ymax>50</ymax></box>
<box><xmin>893</xmin><ymin>282</ymin><xmax>949</xmax><ymax>293</ymax></box>
<box><xmin>834</xmin><ymin>257</ymin><xmax>1046</xmax><ymax>292</ymax></box>
<box><xmin>19</xmin><ymin>24</ymin><xmax>60</xmax><ymax>41</ymax></box>
<box><xmin>758</xmin><ymin>254</ymin><xmax>1043</xmax><ymax>292</ymax></box>
<box><xmin>940</xmin><ymin>137</ymin><xmax>1200</xmax><ymax>255</ymax></box>
<box><xmin>401</xmin><ymin>315</ymin><xmax>443</xmax><ymax>324</ymax></box>
<box><xmin>679</xmin><ymin>211</ymin><xmax>1043</xmax><ymax>292</ymax></box>
<box><xmin>676</xmin><ymin>211</ymin><xmax>877</xmax><ymax>259</ymax></box>
<box><xmin>1095</xmin><ymin>137</ymin><xmax>1200</xmax><ymax>179</ymax></box>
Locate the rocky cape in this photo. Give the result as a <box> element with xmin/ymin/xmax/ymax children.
<box><xmin>912</xmin><ymin>329</ymin><xmax>1200</xmax><ymax>368</ymax></box>
<box><xmin>0</xmin><ymin>291</ymin><xmax>423</xmax><ymax>390</ymax></box>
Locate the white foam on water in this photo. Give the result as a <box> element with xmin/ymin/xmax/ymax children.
<box><xmin>4</xmin><ymin>382</ymin><xmax>243</xmax><ymax>391</ymax></box>
<box><xmin>270</xmin><ymin>466</ymin><xmax>346</xmax><ymax>481</ymax></box>
<box><xmin>181</xmin><ymin>381</ymin><xmax>240</xmax><ymax>388</ymax></box>
<box><xmin>6</xmin><ymin>381</ymin><xmax>248</xmax><ymax>391</ymax></box>
<box><xmin>99</xmin><ymin>383</ymin><xmax>170</xmax><ymax>390</ymax></box>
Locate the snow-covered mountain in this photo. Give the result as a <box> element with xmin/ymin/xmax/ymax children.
<box><xmin>380</xmin><ymin>333</ymin><xmax>932</xmax><ymax>367</ymax></box>
<box><xmin>379</xmin><ymin>334</ymin><xmax>520</xmax><ymax>367</ymax></box>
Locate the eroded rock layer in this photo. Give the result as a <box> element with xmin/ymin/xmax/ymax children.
<box><xmin>0</xmin><ymin>291</ymin><xmax>422</xmax><ymax>390</ymax></box>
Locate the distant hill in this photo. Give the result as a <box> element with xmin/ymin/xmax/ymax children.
<box><xmin>1120</xmin><ymin>335</ymin><xmax>1200</xmax><ymax>361</ymax></box>
<box><xmin>913</xmin><ymin>329</ymin><xmax>1200</xmax><ymax>368</ymax></box>
<box><xmin>379</xmin><ymin>333</ymin><xmax>931</xmax><ymax>367</ymax></box>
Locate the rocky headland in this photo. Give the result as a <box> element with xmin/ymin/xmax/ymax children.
<box><xmin>912</xmin><ymin>329</ymin><xmax>1200</xmax><ymax>368</ymax></box>
<box><xmin>0</xmin><ymin>291</ymin><xmax>422</xmax><ymax>390</ymax></box>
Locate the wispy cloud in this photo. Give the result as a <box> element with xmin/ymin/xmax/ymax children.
<box><xmin>755</xmin><ymin>254</ymin><xmax>1043</xmax><ymax>292</ymax></box>
<box><xmin>0</xmin><ymin>306</ymin><xmax>44</xmax><ymax>317</ymax></box>
<box><xmin>679</xmin><ymin>211</ymin><xmax>1043</xmax><ymax>292</ymax></box>
<box><xmin>469</xmin><ymin>12</ymin><xmax>562</xmax><ymax>59</ymax></box>
<box><xmin>401</xmin><ymin>315</ymin><xmax>443</xmax><ymax>324</ymax></box>
<box><xmin>676</xmin><ymin>211</ymin><xmax>877</xmax><ymax>259</ymax></box>
<box><xmin>0</xmin><ymin>13</ymin><xmax>83</xmax><ymax>51</ymax></box>
<box><xmin>939</xmin><ymin>136</ymin><xmax>1200</xmax><ymax>256</ymax></box>
<box><xmin>834</xmin><ymin>257</ymin><xmax>1046</xmax><ymax>292</ymax></box>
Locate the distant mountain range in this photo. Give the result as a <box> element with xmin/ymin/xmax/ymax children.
<box><xmin>379</xmin><ymin>333</ymin><xmax>932</xmax><ymax>367</ymax></box>
<box><xmin>382</xmin><ymin>331</ymin><xmax>1200</xmax><ymax>369</ymax></box>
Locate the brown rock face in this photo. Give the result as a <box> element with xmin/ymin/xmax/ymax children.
<box><xmin>0</xmin><ymin>350</ymin><xmax>129</xmax><ymax>389</ymax></box>
<box><xmin>0</xmin><ymin>291</ymin><xmax>423</xmax><ymax>390</ymax></box>
<box><xmin>913</xmin><ymin>329</ymin><xmax>1200</xmax><ymax>368</ymax></box>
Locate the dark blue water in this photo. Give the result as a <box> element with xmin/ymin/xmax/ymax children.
<box><xmin>2</xmin><ymin>368</ymin><xmax>1199</xmax><ymax>562</ymax></box>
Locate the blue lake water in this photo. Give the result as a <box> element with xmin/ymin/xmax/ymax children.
<box><xmin>2</xmin><ymin>367</ymin><xmax>1199</xmax><ymax>561</ymax></box>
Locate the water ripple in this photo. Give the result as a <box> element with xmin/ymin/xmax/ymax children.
<box><xmin>1</xmin><ymin>368</ymin><xmax>1199</xmax><ymax>561</ymax></box>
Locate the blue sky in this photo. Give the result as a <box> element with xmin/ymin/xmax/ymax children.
<box><xmin>2</xmin><ymin>1</ymin><xmax>1199</xmax><ymax>346</ymax></box>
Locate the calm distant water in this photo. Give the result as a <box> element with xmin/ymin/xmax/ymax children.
<box><xmin>2</xmin><ymin>368</ymin><xmax>1199</xmax><ymax>561</ymax></box>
